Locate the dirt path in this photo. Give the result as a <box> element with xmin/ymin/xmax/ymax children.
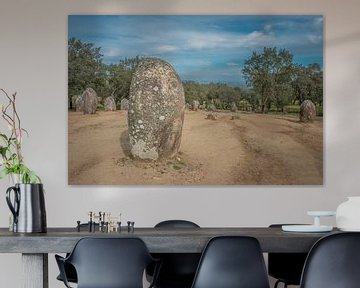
<box><xmin>68</xmin><ymin>110</ymin><xmax>323</xmax><ymax>185</ymax></box>
<box><xmin>232</xmin><ymin>114</ymin><xmax>323</xmax><ymax>185</ymax></box>
<box><xmin>180</xmin><ymin>112</ymin><xmax>246</xmax><ymax>184</ymax></box>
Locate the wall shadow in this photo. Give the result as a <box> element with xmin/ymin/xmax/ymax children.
<box><xmin>327</xmin><ymin>31</ymin><xmax>360</xmax><ymax>47</ymax></box>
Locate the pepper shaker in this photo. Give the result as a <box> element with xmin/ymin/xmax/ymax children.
<box><xmin>77</xmin><ymin>221</ymin><xmax>81</xmax><ymax>232</ymax></box>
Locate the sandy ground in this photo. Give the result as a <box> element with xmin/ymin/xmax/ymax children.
<box><xmin>68</xmin><ymin>110</ymin><xmax>323</xmax><ymax>185</ymax></box>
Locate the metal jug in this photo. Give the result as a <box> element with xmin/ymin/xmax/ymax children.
<box><xmin>6</xmin><ymin>183</ymin><xmax>47</xmax><ymax>233</ymax></box>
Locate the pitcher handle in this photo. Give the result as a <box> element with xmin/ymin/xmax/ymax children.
<box><xmin>6</xmin><ymin>186</ymin><xmax>20</xmax><ymax>224</ymax></box>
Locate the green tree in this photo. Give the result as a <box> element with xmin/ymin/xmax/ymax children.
<box><xmin>292</xmin><ymin>63</ymin><xmax>323</xmax><ymax>106</ymax></box>
<box><xmin>68</xmin><ymin>38</ymin><xmax>103</xmax><ymax>108</ymax></box>
<box><xmin>183</xmin><ymin>81</ymin><xmax>209</xmax><ymax>105</ymax></box>
<box><xmin>183</xmin><ymin>81</ymin><xmax>244</xmax><ymax>110</ymax></box>
<box><xmin>241</xmin><ymin>89</ymin><xmax>259</xmax><ymax>111</ymax></box>
<box><xmin>107</xmin><ymin>56</ymin><xmax>143</xmax><ymax>104</ymax></box>
<box><xmin>274</xmin><ymin>83</ymin><xmax>293</xmax><ymax>112</ymax></box>
<box><xmin>242</xmin><ymin>47</ymin><xmax>294</xmax><ymax>113</ymax></box>
<box><xmin>107</xmin><ymin>64</ymin><xmax>132</xmax><ymax>103</ymax></box>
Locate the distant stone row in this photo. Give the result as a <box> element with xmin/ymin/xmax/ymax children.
<box><xmin>187</xmin><ymin>100</ymin><xmax>235</xmax><ymax>112</ymax></box>
<box><xmin>187</xmin><ymin>98</ymin><xmax>317</xmax><ymax>122</ymax></box>
<box><xmin>71</xmin><ymin>90</ymin><xmax>129</xmax><ymax>114</ymax></box>
<box><xmin>187</xmin><ymin>101</ymin><xmax>255</xmax><ymax>113</ymax></box>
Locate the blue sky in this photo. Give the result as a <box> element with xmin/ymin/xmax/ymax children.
<box><xmin>68</xmin><ymin>15</ymin><xmax>323</xmax><ymax>86</ymax></box>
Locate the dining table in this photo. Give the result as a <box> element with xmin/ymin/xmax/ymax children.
<box><xmin>0</xmin><ymin>226</ymin><xmax>339</xmax><ymax>288</ymax></box>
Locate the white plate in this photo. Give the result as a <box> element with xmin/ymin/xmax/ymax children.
<box><xmin>282</xmin><ymin>225</ymin><xmax>333</xmax><ymax>232</ymax></box>
<box><xmin>307</xmin><ymin>211</ymin><xmax>336</xmax><ymax>217</ymax></box>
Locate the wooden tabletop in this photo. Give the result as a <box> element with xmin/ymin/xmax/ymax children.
<box><xmin>0</xmin><ymin>227</ymin><xmax>339</xmax><ymax>253</ymax></box>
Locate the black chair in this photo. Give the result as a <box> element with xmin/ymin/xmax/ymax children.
<box><xmin>147</xmin><ymin>220</ymin><xmax>201</xmax><ymax>288</ymax></box>
<box><xmin>300</xmin><ymin>232</ymin><xmax>360</xmax><ymax>288</ymax></box>
<box><xmin>55</xmin><ymin>237</ymin><xmax>160</xmax><ymax>288</ymax></box>
<box><xmin>268</xmin><ymin>224</ymin><xmax>308</xmax><ymax>288</ymax></box>
<box><xmin>191</xmin><ymin>236</ymin><xmax>270</xmax><ymax>288</ymax></box>
<box><xmin>56</xmin><ymin>262</ymin><xmax>77</xmax><ymax>284</ymax></box>
<box><xmin>56</xmin><ymin>223</ymin><xmax>99</xmax><ymax>284</ymax></box>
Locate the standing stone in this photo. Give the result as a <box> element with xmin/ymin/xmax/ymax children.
<box><xmin>207</xmin><ymin>103</ymin><xmax>216</xmax><ymax>112</ymax></box>
<box><xmin>192</xmin><ymin>100</ymin><xmax>200</xmax><ymax>111</ymax></box>
<box><xmin>75</xmin><ymin>95</ymin><xmax>83</xmax><ymax>112</ymax></box>
<box><xmin>104</xmin><ymin>96</ymin><xmax>116</xmax><ymax>111</ymax></box>
<box><xmin>230</xmin><ymin>102</ymin><xmax>238</xmax><ymax>113</ymax></box>
<box><xmin>299</xmin><ymin>100</ymin><xmax>316</xmax><ymax>122</ymax></box>
<box><xmin>199</xmin><ymin>102</ymin><xmax>206</xmax><ymax>110</ymax></box>
<box><xmin>128</xmin><ymin>58</ymin><xmax>185</xmax><ymax>160</ymax></box>
<box><xmin>202</xmin><ymin>101</ymin><xmax>207</xmax><ymax>110</ymax></box>
<box><xmin>185</xmin><ymin>103</ymin><xmax>190</xmax><ymax>110</ymax></box>
<box><xmin>121</xmin><ymin>98</ymin><xmax>129</xmax><ymax>110</ymax></box>
<box><xmin>206</xmin><ymin>113</ymin><xmax>217</xmax><ymax>120</ymax></box>
<box><xmin>82</xmin><ymin>88</ymin><xmax>97</xmax><ymax>114</ymax></box>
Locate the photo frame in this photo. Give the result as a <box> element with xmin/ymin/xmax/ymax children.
<box><xmin>68</xmin><ymin>15</ymin><xmax>323</xmax><ymax>185</ymax></box>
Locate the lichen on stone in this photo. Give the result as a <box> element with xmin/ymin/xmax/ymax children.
<box><xmin>127</xmin><ymin>58</ymin><xmax>185</xmax><ymax>160</ymax></box>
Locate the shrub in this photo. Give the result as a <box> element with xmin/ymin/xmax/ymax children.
<box><xmin>285</xmin><ymin>105</ymin><xmax>300</xmax><ymax>114</ymax></box>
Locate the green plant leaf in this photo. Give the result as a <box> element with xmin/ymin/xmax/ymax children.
<box><xmin>0</xmin><ymin>146</ymin><xmax>8</xmax><ymax>157</ymax></box>
<box><xmin>21</xmin><ymin>128</ymin><xmax>29</xmax><ymax>137</ymax></box>
<box><xmin>0</xmin><ymin>133</ymin><xmax>8</xmax><ymax>141</ymax></box>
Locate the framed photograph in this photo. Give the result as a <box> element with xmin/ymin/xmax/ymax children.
<box><xmin>68</xmin><ymin>15</ymin><xmax>323</xmax><ymax>185</ymax></box>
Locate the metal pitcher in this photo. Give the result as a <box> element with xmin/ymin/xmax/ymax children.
<box><xmin>6</xmin><ymin>183</ymin><xmax>47</xmax><ymax>233</ymax></box>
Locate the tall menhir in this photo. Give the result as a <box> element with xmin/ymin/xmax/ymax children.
<box><xmin>128</xmin><ymin>58</ymin><xmax>185</xmax><ymax>160</ymax></box>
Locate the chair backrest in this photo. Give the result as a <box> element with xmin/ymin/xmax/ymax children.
<box><xmin>151</xmin><ymin>220</ymin><xmax>201</xmax><ymax>286</ymax></box>
<box><xmin>155</xmin><ymin>220</ymin><xmax>200</xmax><ymax>228</ymax></box>
<box><xmin>268</xmin><ymin>224</ymin><xmax>308</xmax><ymax>285</ymax></box>
<box><xmin>300</xmin><ymin>232</ymin><xmax>360</xmax><ymax>288</ymax></box>
<box><xmin>191</xmin><ymin>236</ymin><xmax>270</xmax><ymax>288</ymax></box>
<box><xmin>66</xmin><ymin>237</ymin><xmax>154</xmax><ymax>288</ymax></box>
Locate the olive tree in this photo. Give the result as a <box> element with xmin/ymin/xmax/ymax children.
<box><xmin>242</xmin><ymin>47</ymin><xmax>294</xmax><ymax>113</ymax></box>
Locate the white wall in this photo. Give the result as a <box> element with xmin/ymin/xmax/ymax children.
<box><xmin>1</xmin><ymin>0</ymin><xmax>360</xmax><ymax>287</ymax></box>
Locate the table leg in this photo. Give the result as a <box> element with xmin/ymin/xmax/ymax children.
<box><xmin>22</xmin><ymin>253</ymin><xmax>48</xmax><ymax>288</ymax></box>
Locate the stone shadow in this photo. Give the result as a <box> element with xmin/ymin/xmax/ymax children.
<box><xmin>120</xmin><ymin>130</ymin><xmax>131</xmax><ymax>156</ymax></box>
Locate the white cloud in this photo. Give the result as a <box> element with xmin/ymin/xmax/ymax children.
<box><xmin>227</xmin><ymin>62</ymin><xmax>239</xmax><ymax>67</ymax></box>
<box><xmin>104</xmin><ymin>47</ymin><xmax>124</xmax><ymax>58</ymax></box>
<box><xmin>264</xmin><ymin>24</ymin><xmax>272</xmax><ymax>32</ymax></box>
<box><xmin>239</xmin><ymin>31</ymin><xmax>275</xmax><ymax>47</ymax></box>
<box><xmin>177</xmin><ymin>59</ymin><xmax>212</xmax><ymax>68</ymax></box>
<box><xmin>182</xmin><ymin>30</ymin><xmax>276</xmax><ymax>51</ymax></box>
<box><xmin>184</xmin><ymin>32</ymin><xmax>227</xmax><ymax>49</ymax></box>
<box><xmin>308</xmin><ymin>34</ymin><xmax>322</xmax><ymax>44</ymax></box>
<box><xmin>314</xmin><ymin>17</ymin><xmax>323</xmax><ymax>28</ymax></box>
<box><xmin>156</xmin><ymin>45</ymin><xmax>178</xmax><ymax>53</ymax></box>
